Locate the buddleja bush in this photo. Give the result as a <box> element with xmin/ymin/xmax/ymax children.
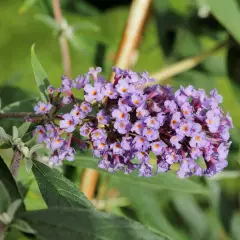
<box><xmin>0</xmin><ymin>47</ymin><xmax>233</xmax><ymax>239</ymax></box>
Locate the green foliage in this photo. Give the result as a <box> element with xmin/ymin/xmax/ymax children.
<box><xmin>20</xmin><ymin>207</ymin><xmax>165</xmax><ymax>240</ymax></box>
<box><xmin>32</xmin><ymin>160</ymin><xmax>93</xmax><ymax>209</ymax></box>
<box><xmin>31</xmin><ymin>44</ymin><xmax>50</xmax><ymax>102</ymax></box>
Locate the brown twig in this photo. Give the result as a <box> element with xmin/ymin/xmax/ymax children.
<box><xmin>80</xmin><ymin>0</ymin><xmax>152</xmax><ymax>201</ymax></box>
<box><xmin>110</xmin><ymin>0</ymin><xmax>152</xmax><ymax>81</ymax></box>
<box><xmin>150</xmin><ymin>40</ymin><xmax>228</xmax><ymax>83</ymax></box>
<box><xmin>0</xmin><ymin>112</ymin><xmax>42</xmax><ymax>119</ymax></box>
<box><xmin>52</xmin><ymin>0</ymin><xmax>71</xmax><ymax>77</ymax></box>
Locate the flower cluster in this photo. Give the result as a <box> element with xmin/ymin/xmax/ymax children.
<box><xmin>33</xmin><ymin>67</ymin><xmax>233</xmax><ymax>178</ymax></box>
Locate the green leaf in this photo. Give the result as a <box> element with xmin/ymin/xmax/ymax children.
<box><xmin>0</xmin><ymin>127</ymin><xmax>10</xmax><ymax>143</ymax></box>
<box><xmin>11</xmin><ymin>219</ymin><xmax>36</xmax><ymax>235</ymax></box>
<box><xmin>19</xmin><ymin>0</ymin><xmax>37</xmax><ymax>14</ymax></box>
<box><xmin>20</xmin><ymin>207</ymin><xmax>165</xmax><ymax>240</ymax></box>
<box><xmin>0</xmin><ymin>181</ymin><xmax>11</xmax><ymax>213</ymax></box>
<box><xmin>172</xmin><ymin>194</ymin><xmax>208</xmax><ymax>239</ymax></box>
<box><xmin>67</xmin><ymin>157</ymin><xmax>208</xmax><ymax>194</ymax></box>
<box><xmin>116</xmin><ymin>182</ymin><xmax>184</xmax><ymax>240</ymax></box>
<box><xmin>32</xmin><ymin>160</ymin><xmax>93</xmax><ymax>209</ymax></box>
<box><xmin>29</xmin><ymin>144</ymin><xmax>44</xmax><ymax>157</ymax></box>
<box><xmin>35</xmin><ymin>14</ymin><xmax>60</xmax><ymax>31</ymax></box>
<box><xmin>18</xmin><ymin>122</ymin><xmax>31</xmax><ymax>139</ymax></box>
<box><xmin>12</xmin><ymin>126</ymin><xmax>18</xmax><ymax>141</ymax></box>
<box><xmin>31</xmin><ymin>44</ymin><xmax>50</xmax><ymax>102</ymax></box>
<box><xmin>24</xmin><ymin>158</ymin><xmax>33</xmax><ymax>173</ymax></box>
<box><xmin>231</xmin><ymin>213</ymin><xmax>240</xmax><ymax>240</ymax></box>
<box><xmin>0</xmin><ymin>98</ymin><xmax>37</xmax><ymax>113</ymax></box>
<box><xmin>206</xmin><ymin>0</ymin><xmax>240</xmax><ymax>44</ymax></box>
<box><xmin>0</xmin><ymin>156</ymin><xmax>25</xmax><ymax>212</ymax></box>
<box><xmin>7</xmin><ymin>199</ymin><xmax>22</xmax><ymax>221</ymax></box>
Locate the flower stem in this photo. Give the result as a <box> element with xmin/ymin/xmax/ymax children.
<box><xmin>150</xmin><ymin>40</ymin><xmax>228</xmax><ymax>83</ymax></box>
<box><xmin>52</xmin><ymin>0</ymin><xmax>71</xmax><ymax>77</ymax></box>
<box><xmin>0</xmin><ymin>112</ymin><xmax>42</xmax><ymax>119</ymax></box>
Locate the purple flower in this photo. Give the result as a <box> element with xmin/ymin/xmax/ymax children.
<box><xmin>93</xmin><ymin>140</ymin><xmax>108</xmax><ymax>152</ymax></box>
<box><xmin>131</xmin><ymin>120</ymin><xmax>145</xmax><ymax>135</ymax></box>
<box><xmin>138</xmin><ymin>162</ymin><xmax>153</xmax><ymax>177</ymax></box>
<box><xmin>181</xmin><ymin>102</ymin><xmax>193</xmax><ymax>119</ymax></box>
<box><xmin>88</xmin><ymin>67</ymin><xmax>102</xmax><ymax>81</ymax></box>
<box><xmin>170</xmin><ymin>135</ymin><xmax>183</xmax><ymax>149</ymax></box>
<box><xmin>157</xmin><ymin>158</ymin><xmax>169</xmax><ymax>173</ymax></box>
<box><xmin>189</xmin><ymin>132</ymin><xmax>207</xmax><ymax>148</ymax></box>
<box><xmin>112</xmin><ymin>109</ymin><xmax>129</xmax><ymax>121</ymax></box>
<box><xmin>47</xmin><ymin>85</ymin><xmax>57</xmax><ymax>94</ymax></box>
<box><xmin>97</xmin><ymin>109</ymin><xmax>110</xmax><ymax>125</ymax></box>
<box><xmin>70</xmin><ymin>105</ymin><xmax>84</xmax><ymax>124</ymax></box>
<box><xmin>80</xmin><ymin>102</ymin><xmax>92</xmax><ymax>114</ymax></box>
<box><xmin>59</xmin><ymin>147</ymin><xmax>76</xmax><ymax>161</ymax></box>
<box><xmin>118</xmin><ymin>98</ymin><xmax>132</xmax><ymax>112</ymax></box>
<box><xmin>136</xmin><ymin>151</ymin><xmax>150</xmax><ymax>162</ymax></box>
<box><xmin>133</xmin><ymin>136</ymin><xmax>149</xmax><ymax>151</ymax></box>
<box><xmin>84</xmin><ymin>84</ymin><xmax>103</xmax><ymax>102</ymax></box>
<box><xmin>35</xmin><ymin>125</ymin><xmax>47</xmax><ymax>143</ymax></box>
<box><xmin>104</xmin><ymin>83</ymin><xmax>118</xmax><ymax>99</ymax></box>
<box><xmin>206</xmin><ymin>110</ymin><xmax>220</xmax><ymax>133</ymax></box>
<box><xmin>151</xmin><ymin>141</ymin><xmax>166</xmax><ymax>155</ymax></box>
<box><xmin>80</xmin><ymin>123</ymin><xmax>92</xmax><ymax>137</ymax></box>
<box><xmin>170</xmin><ymin>112</ymin><xmax>181</xmax><ymax>129</ymax></box>
<box><xmin>144</xmin><ymin>116</ymin><xmax>160</xmax><ymax>129</ymax></box>
<box><xmin>50</xmin><ymin>137</ymin><xmax>64</xmax><ymax>151</ymax></box>
<box><xmin>91</xmin><ymin>129</ymin><xmax>107</xmax><ymax>141</ymax></box>
<box><xmin>110</xmin><ymin>142</ymin><xmax>124</xmax><ymax>155</ymax></box>
<box><xmin>121</xmin><ymin>136</ymin><xmax>132</xmax><ymax>151</ymax></box>
<box><xmin>164</xmin><ymin>100</ymin><xmax>177</xmax><ymax>113</ymax></box>
<box><xmin>131</xmin><ymin>94</ymin><xmax>145</xmax><ymax>107</ymax></box>
<box><xmin>190</xmin><ymin>147</ymin><xmax>202</xmax><ymax>159</ymax></box>
<box><xmin>59</xmin><ymin>114</ymin><xmax>75</xmax><ymax>132</ymax></box>
<box><xmin>114</xmin><ymin>120</ymin><xmax>131</xmax><ymax>134</ymax></box>
<box><xmin>115</xmin><ymin>79</ymin><xmax>130</xmax><ymax>97</ymax></box>
<box><xmin>177</xmin><ymin>121</ymin><xmax>193</xmax><ymax>137</ymax></box>
<box><xmin>136</xmin><ymin>105</ymin><xmax>150</xmax><ymax>119</ymax></box>
<box><xmin>74</xmin><ymin>74</ymin><xmax>90</xmax><ymax>89</ymax></box>
<box><xmin>59</xmin><ymin>75</ymin><xmax>73</xmax><ymax>92</ymax></box>
<box><xmin>177</xmin><ymin>159</ymin><xmax>202</xmax><ymax>178</ymax></box>
<box><xmin>34</xmin><ymin>101</ymin><xmax>52</xmax><ymax>114</ymax></box>
<box><xmin>143</xmin><ymin>127</ymin><xmax>159</xmax><ymax>141</ymax></box>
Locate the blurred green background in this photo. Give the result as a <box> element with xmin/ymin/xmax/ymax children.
<box><xmin>1</xmin><ymin>0</ymin><xmax>240</xmax><ymax>239</ymax></box>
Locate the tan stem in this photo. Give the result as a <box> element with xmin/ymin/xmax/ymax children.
<box><xmin>150</xmin><ymin>40</ymin><xmax>228</xmax><ymax>83</ymax></box>
<box><xmin>52</xmin><ymin>0</ymin><xmax>71</xmax><ymax>77</ymax></box>
<box><xmin>110</xmin><ymin>0</ymin><xmax>152</xmax><ymax>82</ymax></box>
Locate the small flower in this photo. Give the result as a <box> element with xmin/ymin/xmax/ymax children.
<box><xmin>133</xmin><ymin>136</ymin><xmax>149</xmax><ymax>151</ymax></box>
<box><xmin>206</xmin><ymin>110</ymin><xmax>220</xmax><ymax>133</ymax></box>
<box><xmin>84</xmin><ymin>84</ymin><xmax>103</xmax><ymax>102</ymax></box>
<box><xmin>80</xmin><ymin>102</ymin><xmax>92</xmax><ymax>114</ymax></box>
<box><xmin>104</xmin><ymin>83</ymin><xmax>118</xmax><ymax>99</ymax></box>
<box><xmin>97</xmin><ymin>109</ymin><xmax>110</xmax><ymax>125</ymax></box>
<box><xmin>138</xmin><ymin>162</ymin><xmax>153</xmax><ymax>177</ymax></box>
<box><xmin>112</xmin><ymin>109</ymin><xmax>129</xmax><ymax>121</ymax></box>
<box><xmin>121</xmin><ymin>136</ymin><xmax>132</xmax><ymax>151</ymax></box>
<box><xmin>91</xmin><ymin>129</ymin><xmax>107</xmax><ymax>142</ymax></box>
<box><xmin>170</xmin><ymin>112</ymin><xmax>181</xmax><ymax>129</ymax></box>
<box><xmin>143</xmin><ymin>127</ymin><xmax>159</xmax><ymax>141</ymax></box>
<box><xmin>74</xmin><ymin>74</ymin><xmax>90</xmax><ymax>89</ymax></box>
<box><xmin>62</xmin><ymin>96</ymin><xmax>72</xmax><ymax>105</ymax></box>
<box><xmin>115</xmin><ymin>79</ymin><xmax>130</xmax><ymax>97</ymax></box>
<box><xmin>131</xmin><ymin>94</ymin><xmax>145</xmax><ymax>107</ymax></box>
<box><xmin>34</xmin><ymin>125</ymin><xmax>47</xmax><ymax>143</ymax></box>
<box><xmin>47</xmin><ymin>85</ymin><xmax>57</xmax><ymax>94</ymax></box>
<box><xmin>164</xmin><ymin>100</ymin><xmax>177</xmax><ymax>113</ymax></box>
<box><xmin>59</xmin><ymin>114</ymin><xmax>75</xmax><ymax>132</ymax></box>
<box><xmin>88</xmin><ymin>67</ymin><xmax>102</xmax><ymax>81</ymax></box>
<box><xmin>181</xmin><ymin>102</ymin><xmax>193</xmax><ymax>119</ymax></box>
<box><xmin>59</xmin><ymin>75</ymin><xmax>73</xmax><ymax>92</ymax></box>
<box><xmin>151</xmin><ymin>141</ymin><xmax>166</xmax><ymax>155</ymax></box>
<box><xmin>177</xmin><ymin>121</ymin><xmax>193</xmax><ymax>137</ymax></box>
<box><xmin>189</xmin><ymin>132</ymin><xmax>207</xmax><ymax>148</ymax></box>
<box><xmin>114</xmin><ymin>120</ymin><xmax>131</xmax><ymax>134</ymax></box>
<box><xmin>136</xmin><ymin>105</ymin><xmax>150</xmax><ymax>119</ymax></box>
<box><xmin>131</xmin><ymin>120</ymin><xmax>145</xmax><ymax>135</ymax></box>
<box><xmin>170</xmin><ymin>135</ymin><xmax>183</xmax><ymax>149</ymax></box>
<box><xmin>144</xmin><ymin>116</ymin><xmax>160</xmax><ymax>129</ymax></box>
<box><xmin>70</xmin><ymin>105</ymin><xmax>84</xmax><ymax>123</ymax></box>
<box><xmin>110</xmin><ymin>142</ymin><xmax>124</xmax><ymax>155</ymax></box>
<box><xmin>80</xmin><ymin>123</ymin><xmax>92</xmax><ymax>137</ymax></box>
<box><xmin>118</xmin><ymin>98</ymin><xmax>132</xmax><ymax>112</ymax></box>
<box><xmin>50</xmin><ymin>137</ymin><xmax>64</xmax><ymax>151</ymax></box>
<box><xmin>34</xmin><ymin>101</ymin><xmax>52</xmax><ymax>114</ymax></box>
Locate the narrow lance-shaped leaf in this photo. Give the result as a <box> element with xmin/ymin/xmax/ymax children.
<box><xmin>20</xmin><ymin>207</ymin><xmax>166</xmax><ymax>240</ymax></box>
<box><xmin>31</xmin><ymin>45</ymin><xmax>50</xmax><ymax>102</ymax></box>
<box><xmin>32</xmin><ymin>160</ymin><xmax>93</xmax><ymax>209</ymax></box>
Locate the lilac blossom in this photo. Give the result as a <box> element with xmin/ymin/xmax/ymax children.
<box><xmin>33</xmin><ymin>67</ymin><xmax>233</xmax><ymax>178</ymax></box>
